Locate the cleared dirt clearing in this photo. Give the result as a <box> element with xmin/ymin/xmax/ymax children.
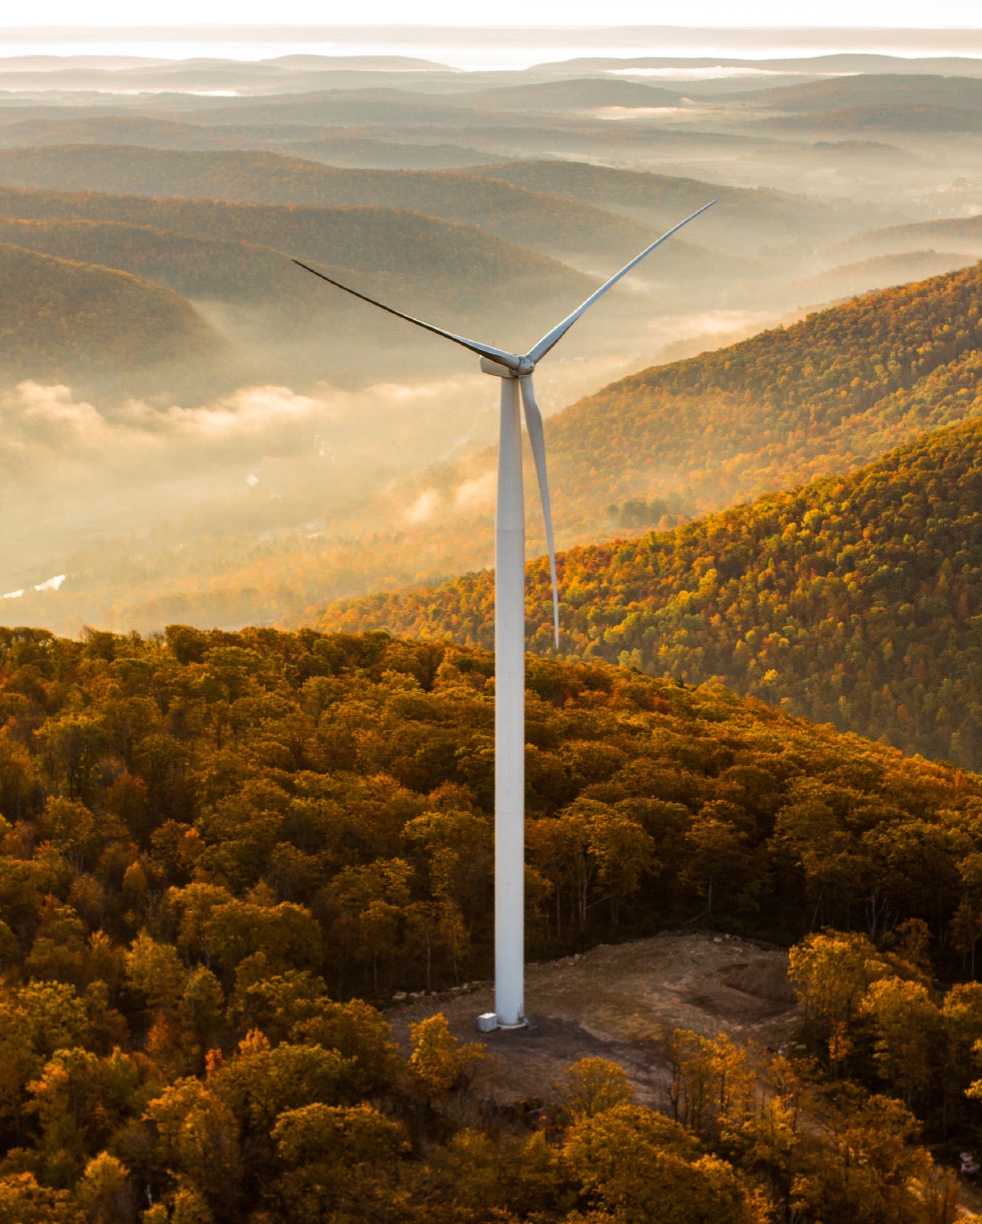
<box><xmin>388</xmin><ymin>930</ymin><xmax>801</xmax><ymax>1108</ymax></box>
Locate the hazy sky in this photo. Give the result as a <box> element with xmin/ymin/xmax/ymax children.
<box><xmin>1</xmin><ymin>2</ymin><xmax>978</xmax><ymax>28</ymax></box>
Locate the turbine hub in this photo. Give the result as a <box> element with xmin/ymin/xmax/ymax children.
<box><xmin>480</xmin><ymin>355</ymin><xmax>534</xmax><ymax>378</ymax></box>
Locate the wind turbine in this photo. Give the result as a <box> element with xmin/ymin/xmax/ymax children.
<box><xmin>294</xmin><ymin>199</ymin><xmax>716</xmax><ymax>1029</ymax></box>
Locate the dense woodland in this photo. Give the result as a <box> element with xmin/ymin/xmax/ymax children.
<box><xmin>540</xmin><ymin>260</ymin><xmax>982</xmax><ymax>525</ymax></box>
<box><xmin>319</xmin><ymin>415</ymin><xmax>982</xmax><ymax>768</ymax></box>
<box><xmin>0</xmin><ymin>625</ymin><xmax>980</xmax><ymax>1219</ymax></box>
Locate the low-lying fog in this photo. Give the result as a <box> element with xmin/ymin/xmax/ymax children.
<box><xmin>1</xmin><ymin>305</ymin><xmax>771</xmax><ymax>600</ymax></box>
<box><xmin>4</xmin><ymin>33</ymin><xmax>982</xmax><ymax>635</ymax></box>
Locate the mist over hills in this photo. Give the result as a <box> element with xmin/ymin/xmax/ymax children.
<box><xmin>0</xmin><ymin>144</ymin><xmax>671</xmax><ymax>266</ymax></box>
<box><xmin>0</xmin><ymin>243</ymin><xmax>222</xmax><ymax>380</ymax></box>
<box><xmin>29</xmin><ymin>258</ymin><xmax>982</xmax><ymax>644</ymax></box>
<box><xmin>788</xmin><ymin>251</ymin><xmax>979</xmax><ymax>304</ymax></box>
<box><xmin>823</xmin><ymin>216</ymin><xmax>982</xmax><ymax>265</ymax></box>
<box><xmin>315</xmin><ymin>415</ymin><xmax>982</xmax><ymax>769</ymax></box>
<box><xmin>444</xmin><ymin>78</ymin><xmax>684</xmax><ymax>110</ymax></box>
<box><xmin>734</xmin><ymin>73</ymin><xmax>982</xmax><ymax>112</ymax></box>
<box><xmin>5</xmin><ymin>47</ymin><xmax>982</xmax><ymax>657</ymax></box>
<box><xmin>468</xmin><ymin>160</ymin><xmax>891</xmax><ymax>252</ymax></box>
<box><xmin>761</xmin><ymin>105</ymin><xmax>982</xmax><ymax>136</ymax></box>
<box><xmin>0</xmin><ymin>201</ymin><xmax>594</xmax><ymax>325</ymax></box>
<box><xmin>0</xmin><ymin>183</ymin><xmax>609</xmax><ymax>384</ymax></box>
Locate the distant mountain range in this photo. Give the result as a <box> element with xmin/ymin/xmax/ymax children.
<box><xmin>0</xmin><ymin>144</ymin><xmax>709</xmax><ymax>268</ymax></box>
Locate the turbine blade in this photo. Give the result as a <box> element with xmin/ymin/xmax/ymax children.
<box><xmin>293</xmin><ymin>260</ymin><xmax>524</xmax><ymax>372</ymax></box>
<box><xmin>520</xmin><ymin>376</ymin><xmax>560</xmax><ymax>650</ymax></box>
<box><xmin>524</xmin><ymin>199</ymin><xmax>718</xmax><ymax>366</ymax></box>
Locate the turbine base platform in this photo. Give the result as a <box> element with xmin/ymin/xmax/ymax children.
<box><xmin>477</xmin><ymin>1012</ymin><xmax>528</xmax><ymax>1033</ymax></box>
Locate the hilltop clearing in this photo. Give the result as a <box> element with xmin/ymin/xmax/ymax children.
<box><xmin>392</xmin><ymin>931</ymin><xmax>798</xmax><ymax>1109</ymax></box>
<box><xmin>318</xmin><ymin>414</ymin><xmax>982</xmax><ymax>769</ymax></box>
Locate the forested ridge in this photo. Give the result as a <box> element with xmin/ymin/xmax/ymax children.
<box><xmin>0</xmin><ymin>243</ymin><xmax>222</xmax><ymax>377</ymax></box>
<box><xmin>0</xmin><ymin>145</ymin><xmax>667</xmax><ymax>262</ymax></box>
<box><xmin>787</xmin><ymin>251</ymin><xmax>977</xmax><ymax>306</ymax></box>
<box><xmin>0</xmin><ymin>624</ymin><xmax>981</xmax><ymax>1218</ymax></box>
<box><xmin>317</xmin><ymin>415</ymin><xmax>982</xmax><ymax>770</ymax></box>
<box><xmin>0</xmin><ymin>185</ymin><xmax>593</xmax><ymax>313</ymax></box>
<box><xmin>540</xmin><ymin>260</ymin><xmax>982</xmax><ymax>524</ymax></box>
<box><xmin>0</xmin><ymin>213</ymin><xmax>591</xmax><ymax>322</ymax></box>
<box><xmin>822</xmin><ymin>214</ymin><xmax>982</xmax><ymax>265</ymax></box>
<box><xmin>468</xmin><ymin>160</ymin><xmax>884</xmax><ymax>251</ymax></box>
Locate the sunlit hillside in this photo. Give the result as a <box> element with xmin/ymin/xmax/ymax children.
<box><xmin>0</xmin><ymin>242</ymin><xmax>222</xmax><ymax>379</ymax></box>
<box><xmin>317</xmin><ymin>414</ymin><xmax>982</xmax><ymax>768</ymax></box>
<box><xmin>22</xmin><ymin>259</ymin><xmax>982</xmax><ymax>639</ymax></box>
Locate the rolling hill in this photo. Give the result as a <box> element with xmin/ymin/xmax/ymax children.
<box><xmin>732</xmin><ymin>72</ymin><xmax>982</xmax><ymax>111</ymax></box>
<box><xmin>761</xmin><ymin>104</ymin><xmax>982</xmax><ymax>134</ymax></box>
<box><xmin>46</xmin><ymin>258</ymin><xmax>982</xmax><ymax>648</ymax></box>
<box><xmin>821</xmin><ymin>216</ymin><xmax>982</xmax><ymax>265</ymax></box>
<box><xmin>0</xmin><ymin>144</ymin><xmax>668</xmax><ymax>265</ymax></box>
<box><xmin>0</xmin><ymin>208</ymin><xmax>595</xmax><ymax>326</ymax></box>
<box><xmin>531</xmin><ymin>260</ymin><xmax>982</xmax><ymax>526</ymax></box>
<box><xmin>447</xmin><ymin>78</ymin><xmax>684</xmax><ymax>110</ymax></box>
<box><xmin>469</xmin><ymin>160</ymin><xmax>894</xmax><ymax>252</ymax></box>
<box><xmin>314</xmin><ymin>415</ymin><xmax>982</xmax><ymax>769</ymax></box>
<box><xmin>0</xmin><ymin>242</ymin><xmax>222</xmax><ymax>378</ymax></box>
<box><xmin>272</xmin><ymin>136</ymin><xmax>499</xmax><ymax>169</ymax></box>
<box><xmin>787</xmin><ymin>250</ymin><xmax>978</xmax><ymax>305</ymax></box>
<box><xmin>0</xmin><ymin>116</ymin><xmax>511</xmax><ymax>170</ymax></box>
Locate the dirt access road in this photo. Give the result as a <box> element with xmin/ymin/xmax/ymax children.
<box><xmin>388</xmin><ymin>931</ymin><xmax>800</xmax><ymax>1111</ymax></box>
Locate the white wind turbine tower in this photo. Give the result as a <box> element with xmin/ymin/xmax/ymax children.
<box><xmin>295</xmin><ymin>198</ymin><xmax>716</xmax><ymax>1029</ymax></box>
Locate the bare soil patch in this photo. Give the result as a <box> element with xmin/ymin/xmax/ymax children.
<box><xmin>387</xmin><ymin>931</ymin><xmax>801</xmax><ymax>1109</ymax></box>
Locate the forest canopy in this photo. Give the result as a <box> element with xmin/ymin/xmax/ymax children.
<box><xmin>316</xmin><ymin>415</ymin><xmax>982</xmax><ymax>769</ymax></box>
<box><xmin>0</xmin><ymin>625</ymin><xmax>979</xmax><ymax>1219</ymax></box>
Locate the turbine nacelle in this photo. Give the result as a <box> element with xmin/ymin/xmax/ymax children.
<box><xmin>293</xmin><ymin>197</ymin><xmax>717</xmax><ymax>654</ymax></box>
<box><xmin>479</xmin><ymin>356</ymin><xmax>533</xmax><ymax>378</ymax></box>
